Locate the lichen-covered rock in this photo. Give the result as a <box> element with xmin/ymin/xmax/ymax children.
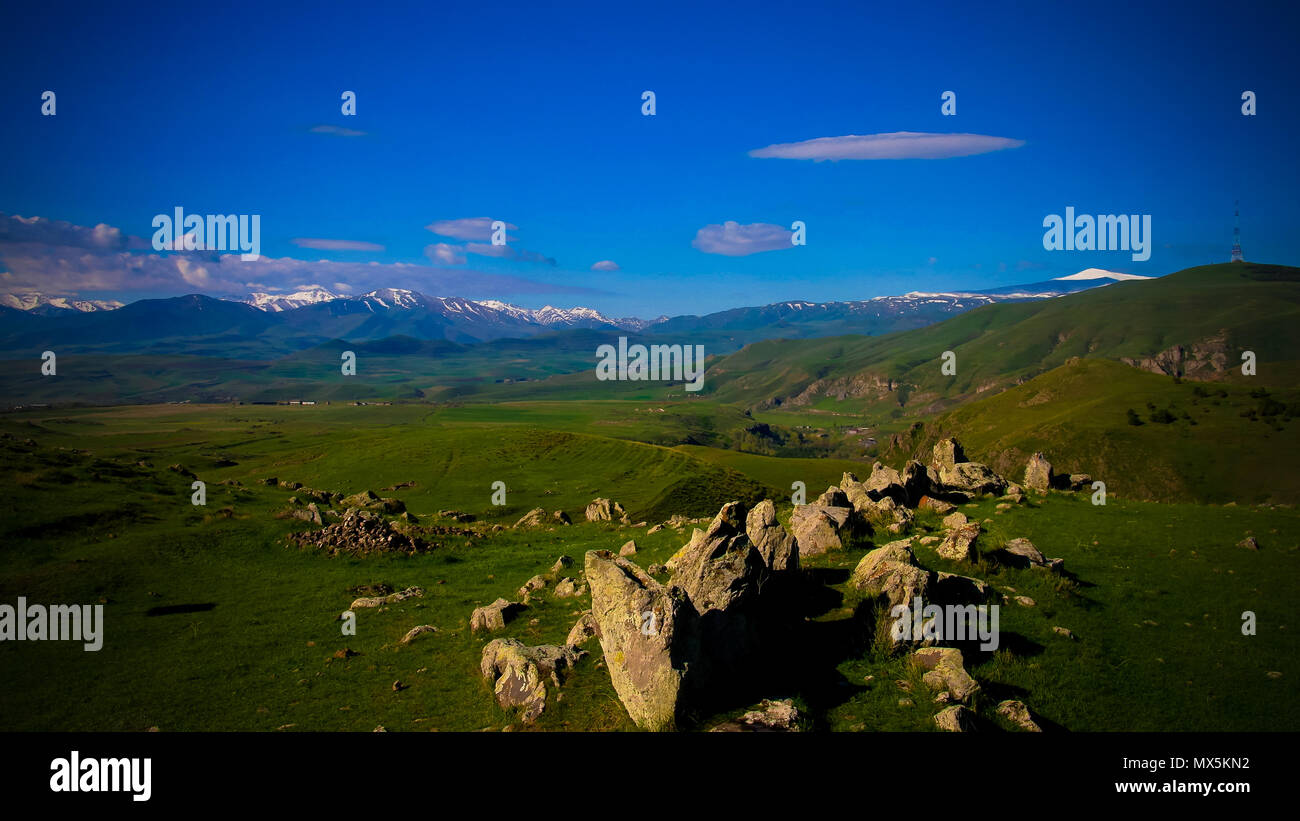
<box><xmin>932</xmin><ymin>439</ymin><xmax>967</xmax><ymax>472</ymax></box>
<box><xmin>565</xmin><ymin>611</ymin><xmax>600</xmax><ymax>648</ymax></box>
<box><xmin>480</xmin><ymin>638</ymin><xmax>584</xmax><ymax>723</ymax></box>
<box><xmin>937</xmin><ymin>522</ymin><xmax>981</xmax><ymax>562</ymax></box>
<box><xmin>586</xmin><ymin>550</ymin><xmax>690</xmax><ymax>731</ymax></box>
<box><xmin>619</xmin><ymin>539</ymin><xmax>638</xmax><ymax>556</ymax></box>
<box><xmin>851</xmin><ymin>539</ymin><xmax>930</xmax><ymax>609</ymax></box>
<box><xmin>350</xmin><ymin>586</ymin><xmax>423</xmax><ymax>609</ymax></box>
<box><xmin>913</xmin><ymin>647</ymin><xmax>980</xmax><ymax>703</ymax></box>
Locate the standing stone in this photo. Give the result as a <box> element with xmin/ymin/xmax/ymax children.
<box><xmin>1024</xmin><ymin>452</ymin><xmax>1054</xmax><ymax>494</ymax></box>
<box><xmin>585</xmin><ymin>550</ymin><xmax>691</xmax><ymax>731</ymax></box>
<box><xmin>932</xmin><ymin>438</ymin><xmax>967</xmax><ymax>472</ymax></box>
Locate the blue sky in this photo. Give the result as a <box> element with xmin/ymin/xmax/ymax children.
<box><xmin>1</xmin><ymin>0</ymin><xmax>1297</xmax><ymax>317</ymax></box>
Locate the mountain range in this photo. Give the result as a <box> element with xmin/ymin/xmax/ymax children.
<box><xmin>0</xmin><ymin>269</ymin><xmax>1147</xmax><ymax>357</ymax></box>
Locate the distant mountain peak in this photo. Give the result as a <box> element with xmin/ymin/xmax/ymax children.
<box><xmin>1</xmin><ymin>292</ymin><xmax>124</xmax><ymax>313</ymax></box>
<box><xmin>242</xmin><ymin>285</ymin><xmax>341</xmax><ymax>312</ymax></box>
<box><xmin>1054</xmin><ymin>268</ymin><xmax>1152</xmax><ymax>282</ymax></box>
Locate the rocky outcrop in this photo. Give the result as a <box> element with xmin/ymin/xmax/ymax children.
<box><xmin>1120</xmin><ymin>331</ymin><xmax>1231</xmax><ymax>380</ymax></box>
<box><xmin>288</xmin><ymin>509</ymin><xmax>427</xmax><ymax>557</ymax></box>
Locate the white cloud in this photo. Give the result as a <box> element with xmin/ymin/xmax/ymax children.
<box><xmin>691</xmin><ymin>221</ymin><xmax>793</xmax><ymax>256</ymax></box>
<box><xmin>292</xmin><ymin>238</ymin><xmax>385</xmax><ymax>252</ymax></box>
<box><xmin>425</xmin><ymin>217</ymin><xmax>517</xmax><ymax>241</ymax></box>
<box><xmin>748</xmin><ymin>131</ymin><xmax>1026</xmax><ymax>161</ymax></box>
<box><xmin>590</xmin><ymin>260</ymin><xmax>620</xmax><ymax>271</ymax></box>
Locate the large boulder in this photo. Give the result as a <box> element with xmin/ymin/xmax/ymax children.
<box><xmin>586</xmin><ymin>550</ymin><xmax>691</xmax><ymax>731</ymax></box>
<box><xmin>480</xmin><ymin>638</ymin><xmax>584</xmax><ymax>723</ymax></box>
<box><xmin>850</xmin><ymin>539</ymin><xmax>931</xmax><ymax>609</ymax></box>
<box><xmin>864</xmin><ymin>462</ymin><xmax>908</xmax><ymax>505</ymax></box>
<box><xmin>937</xmin><ymin>461</ymin><xmax>1008</xmax><ymax>498</ymax></box>
<box><xmin>1024</xmin><ymin>453</ymin><xmax>1054</xmax><ymax>494</ymax></box>
<box><xmin>791</xmin><ymin>504</ymin><xmax>854</xmax><ymax>556</ymax></box>
<box><xmin>934</xmin><ymin>704</ymin><xmax>978</xmax><ymax>732</ymax></box>
<box><xmin>709</xmin><ymin>698</ymin><xmax>800</xmax><ymax>732</ymax></box>
<box><xmin>815</xmin><ymin>486</ymin><xmax>851</xmax><ymax>508</ymax></box>
<box><xmin>1002</xmin><ymin>537</ymin><xmax>1046</xmax><ymax>568</ymax></box>
<box><xmin>746</xmin><ymin>500</ymin><xmax>799</xmax><ymax>573</ymax></box>
<box><xmin>913</xmin><ymin>647</ymin><xmax>980</xmax><ymax>703</ymax></box>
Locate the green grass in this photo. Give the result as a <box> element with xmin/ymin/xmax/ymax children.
<box><xmin>2</xmin><ymin>401</ymin><xmax>1297</xmax><ymax>732</ymax></box>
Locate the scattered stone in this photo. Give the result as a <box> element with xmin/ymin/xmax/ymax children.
<box><xmin>710</xmin><ymin>699</ymin><xmax>800</xmax><ymax>732</ymax></box>
<box><xmin>934</xmin><ymin>705</ymin><xmax>977</xmax><ymax>732</ymax></box>
<box><xmin>517</xmin><ymin>574</ymin><xmax>548</xmax><ymax>598</ymax></box>
<box><xmin>350</xmin><ymin>586</ymin><xmax>423</xmax><ymax>609</ymax></box>
<box><xmin>941</xmin><ymin>511</ymin><xmax>968</xmax><ymax>529</ymax></box>
<box><xmin>1014</xmin><ymin>595</ymin><xmax>1036</xmax><ymax>607</ymax></box>
<box><xmin>552</xmin><ymin>510</ymin><xmax>572</xmax><ymax>525</ymax></box>
<box><xmin>1052</xmin><ymin>626</ymin><xmax>1075</xmax><ymax>639</ymax></box>
<box><xmin>619</xmin><ymin>539</ymin><xmax>638</xmax><ymax>556</ymax></box>
<box><xmin>912</xmin><ymin>647</ymin><xmax>980</xmax><ymax>703</ymax></box>
<box><xmin>997</xmin><ymin>699</ymin><xmax>1042</xmax><ymax>732</ymax></box>
<box><xmin>551</xmin><ymin>555</ymin><xmax>573</xmax><ymax>573</ymax></box>
<box><xmin>585</xmin><ymin>498</ymin><xmax>627</xmax><ymax>522</ymax></box>
<box><xmin>1002</xmin><ymin>537</ymin><xmax>1046</xmax><ymax>568</ymax></box>
<box><xmin>919</xmin><ymin>496</ymin><xmax>957</xmax><ymax>516</ymax></box>
<box><xmin>470</xmin><ymin>598</ymin><xmax>525</xmax><ymax>633</ymax></box>
<box><xmin>565</xmin><ymin>611</ymin><xmax>599</xmax><ymax>648</ymax></box>
<box><xmin>399</xmin><ymin>624</ymin><xmax>438</xmax><ymax>645</ymax></box>
<box><xmin>514</xmin><ymin>508</ymin><xmax>548</xmax><ymax>528</ymax></box>
<box><xmin>851</xmin><ymin>539</ymin><xmax>929</xmax><ymax>609</ymax></box>
<box><xmin>1238</xmin><ymin>536</ymin><xmax>1260</xmax><ymax>551</ymax></box>
<box><xmin>554</xmin><ymin>577</ymin><xmax>587</xmax><ymax>598</ymax></box>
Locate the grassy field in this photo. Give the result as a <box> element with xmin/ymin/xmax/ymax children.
<box><xmin>2</xmin><ymin>401</ymin><xmax>1296</xmax><ymax>732</ymax></box>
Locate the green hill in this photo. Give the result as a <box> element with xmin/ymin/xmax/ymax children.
<box><xmin>701</xmin><ymin>262</ymin><xmax>1300</xmax><ymax>414</ymax></box>
<box><xmin>880</xmin><ymin>357</ymin><xmax>1300</xmax><ymax>504</ymax></box>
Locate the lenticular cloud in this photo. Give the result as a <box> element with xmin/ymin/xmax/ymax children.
<box><xmin>748</xmin><ymin>131</ymin><xmax>1026</xmax><ymax>161</ymax></box>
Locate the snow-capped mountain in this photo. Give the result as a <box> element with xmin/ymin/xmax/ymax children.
<box><xmin>472</xmin><ymin>299</ymin><xmax>637</xmax><ymax>329</ymax></box>
<box><xmin>1</xmin><ymin>292</ymin><xmax>124</xmax><ymax>313</ymax></box>
<box><xmin>241</xmin><ymin>285</ymin><xmax>342</xmax><ymax>312</ymax></box>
